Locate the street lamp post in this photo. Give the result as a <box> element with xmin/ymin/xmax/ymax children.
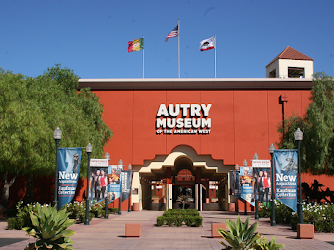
<box><xmin>53</xmin><ymin>127</ymin><xmax>62</xmax><ymax>210</ymax></box>
<box><xmin>254</xmin><ymin>153</ymin><xmax>259</xmax><ymax>220</ymax></box>
<box><xmin>118</xmin><ymin>159</ymin><xmax>123</xmax><ymax>215</ymax></box>
<box><xmin>269</xmin><ymin>143</ymin><xmax>276</xmax><ymax>226</ymax></box>
<box><xmin>294</xmin><ymin>128</ymin><xmax>303</xmax><ymax>224</ymax></box>
<box><xmin>104</xmin><ymin>152</ymin><xmax>110</xmax><ymax>219</ymax></box>
<box><xmin>235</xmin><ymin>164</ymin><xmax>239</xmax><ymax>213</ymax></box>
<box><xmin>243</xmin><ymin>159</ymin><xmax>247</xmax><ymax>215</ymax></box>
<box><xmin>128</xmin><ymin>164</ymin><xmax>132</xmax><ymax>212</ymax></box>
<box><xmin>84</xmin><ymin>143</ymin><xmax>93</xmax><ymax>225</ymax></box>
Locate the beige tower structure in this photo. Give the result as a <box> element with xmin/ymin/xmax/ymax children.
<box><xmin>266</xmin><ymin>46</ymin><xmax>313</xmax><ymax>78</ymax></box>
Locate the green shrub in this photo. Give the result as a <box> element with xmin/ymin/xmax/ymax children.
<box><xmin>158</xmin><ymin>209</ymin><xmax>202</xmax><ymax>227</ymax></box>
<box><xmin>166</xmin><ymin>216</ymin><xmax>175</xmax><ymax>226</ymax></box>
<box><xmin>254</xmin><ymin>236</ymin><xmax>285</xmax><ymax>250</ymax></box>
<box><xmin>290</xmin><ymin>213</ymin><xmax>299</xmax><ymax>230</ymax></box>
<box><xmin>90</xmin><ymin>204</ymin><xmax>104</xmax><ymax>218</ymax></box>
<box><xmin>78</xmin><ymin>211</ymin><xmax>94</xmax><ymax>223</ymax></box>
<box><xmin>163</xmin><ymin>210</ymin><xmax>172</xmax><ymax>217</ymax></box>
<box><xmin>183</xmin><ymin>215</ymin><xmax>194</xmax><ymax>227</ymax></box>
<box><xmin>301</xmin><ymin>203</ymin><xmax>334</xmax><ymax>233</ymax></box>
<box><xmin>186</xmin><ymin>209</ymin><xmax>199</xmax><ymax>216</ymax></box>
<box><xmin>15</xmin><ymin>202</ymin><xmax>45</xmax><ymax>229</ymax></box>
<box><xmin>176</xmin><ymin>209</ymin><xmax>186</xmax><ymax>216</ymax></box>
<box><xmin>194</xmin><ymin>216</ymin><xmax>202</xmax><ymax>227</ymax></box>
<box><xmin>7</xmin><ymin>217</ymin><xmax>24</xmax><ymax>230</ymax></box>
<box><xmin>22</xmin><ymin>205</ymin><xmax>75</xmax><ymax>250</ymax></box>
<box><xmin>169</xmin><ymin>210</ymin><xmax>179</xmax><ymax>216</ymax></box>
<box><xmin>156</xmin><ymin>216</ymin><xmax>165</xmax><ymax>226</ymax></box>
<box><xmin>175</xmin><ymin>216</ymin><xmax>183</xmax><ymax>227</ymax></box>
<box><xmin>65</xmin><ymin>202</ymin><xmax>84</xmax><ymax>220</ymax></box>
<box><xmin>109</xmin><ymin>208</ymin><xmax>119</xmax><ymax>214</ymax></box>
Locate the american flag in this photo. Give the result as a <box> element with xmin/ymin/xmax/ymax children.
<box><xmin>165</xmin><ymin>25</ymin><xmax>178</xmax><ymax>42</ymax></box>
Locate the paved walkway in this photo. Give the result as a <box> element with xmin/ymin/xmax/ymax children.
<box><xmin>0</xmin><ymin>211</ymin><xmax>334</xmax><ymax>249</ymax></box>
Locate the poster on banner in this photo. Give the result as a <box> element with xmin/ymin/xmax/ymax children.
<box><xmin>273</xmin><ymin>149</ymin><xmax>298</xmax><ymax>212</ymax></box>
<box><xmin>89</xmin><ymin>158</ymin><xmax>108</xmax><ymax>203</ymax></box>
<box><xmin>57</xmin><ymin>148</ymin><xmax>82</xmax><ymax>209</ymax></box>
<box><xmin>231</xmin><ymin>171</ymin><xmax>241</xmax><ymax>198</ymax></box>
<box><xmin>252</xmin><ymin>160</ymin><xmax>271</xmax><ymax>206</ymax></box>
<box><xmin>240</xmin><ymin>167</ymin><xmax>254</xmax><ymax>206</ymax></box>
<box><xmin>121</xmin><ymin>170</ymin><xmax>132</xmax><ymax>202</ymax></box>
<box><xmin>108</xmin><ymin>165</ymin><xmax>122</xmax><ymax>203</ymax></box>
<box><xmin>90</xmin><ymin>167</ymin><xmax>108</xmax><ymax>202</ymax></box>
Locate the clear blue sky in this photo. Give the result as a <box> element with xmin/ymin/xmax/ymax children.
<box><xmin>1</xmin><ymin>0</ymin><xmax>333</xmax><ymax>79</ymax></box>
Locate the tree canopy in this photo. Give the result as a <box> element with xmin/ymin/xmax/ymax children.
<box><xmin>277</xmin><ymin>72</ymin><xmax>334</xmax><ymax>175</ymax></box>
<box><xmin>0</xmin><ymin>65</ymin><xmax>112</xmax><ymax>207</ymax></box>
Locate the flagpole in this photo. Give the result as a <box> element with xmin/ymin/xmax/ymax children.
<box><xmin>214</xmin><ymin>33</ymin><xmax>216</xmax><ymax>78</ymax></box>
<box><xmin>178</xmin><ymin>18</ymin><xmax>180</xmax><ymax>78</ymax></box>
<box><xmin>143</xmin><ymin>34</ymin><xmax>145</xmax><ymax>78</ymax></box>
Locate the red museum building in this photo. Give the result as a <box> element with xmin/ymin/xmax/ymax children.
<box><xmin>76</xmin><ymin>47</ymin><xmax>333</xmax><ymax>211</ymax></box>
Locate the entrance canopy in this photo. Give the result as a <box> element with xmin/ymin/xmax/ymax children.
<box><xmin>138</xmin><ymin>145</ymin><xmax>232</xmax><ymax>182</ymax></box>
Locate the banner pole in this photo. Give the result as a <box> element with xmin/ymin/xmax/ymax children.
<box><xmin>214</xmin><ymin>33</ymin><xmax>216</xmax><ymax>78</ymax></box>
<box><xmin>178</xmin><ymin>18</ymin><xmax>180</xmax><ymax>78</ymax></box>
<box><xmin>143</xmin><ymin>34</ymin><xmax>145</xmax><ymax>78</ymax></box>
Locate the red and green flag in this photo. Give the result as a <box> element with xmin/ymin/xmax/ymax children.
<box><xmin>128</xmin><ymin>38</ymin><xmax>144</xmax><ymax>52</ymax></box>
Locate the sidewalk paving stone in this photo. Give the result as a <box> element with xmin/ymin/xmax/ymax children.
<box><xmin>0</xmin><ymin>210</ymin><xmax>333</xmax><ymax>249</ymax></box>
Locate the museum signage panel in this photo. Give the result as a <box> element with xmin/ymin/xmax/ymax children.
<box><xmin>156</xmin><ymin>103</ymin><xmax>212</xmax><ymax>134</ymax></box>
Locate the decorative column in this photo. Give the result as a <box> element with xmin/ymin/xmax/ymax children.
<box><xmin>166</xmin><ymin>167</ymin><xmax>172</xmax><ymax>210</ymax></box>
<box><xmin>196</xmin><ymin>167</ymin><xmax>202</xmax><ymax>211</ymax></box>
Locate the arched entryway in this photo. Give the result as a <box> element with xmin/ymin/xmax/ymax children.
<box><xmin>133</xmin><ymin>145</ymin><xmax>233</xmax><ymax>211</ymax></box>
<box><xmin>173</xmin><ymin>158</ymin><xmax>195</xmax><ymax>209</ymax></box>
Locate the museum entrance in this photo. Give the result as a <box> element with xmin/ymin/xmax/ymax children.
<box><xmin>139</xmin><ymin>151</ymin><xmax>229</xmax><ymax>211</ymax></box>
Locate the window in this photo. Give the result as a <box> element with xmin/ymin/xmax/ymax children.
<box><xmin>288</xmin><ymin>67</ymin><xmax>304</xmax><ymax>78</ymax></box>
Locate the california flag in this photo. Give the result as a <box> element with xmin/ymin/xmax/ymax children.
<box><xmin>199</xmin><ymin>37</ymin><xmax>215</xmax><ymax>51</ymax></box>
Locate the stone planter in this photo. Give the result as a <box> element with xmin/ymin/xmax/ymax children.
<box><xmin>133</xmin><ymin>202</ymin><xmax>140</xmax><ymax>211</ymax></box>
<box><xmin>211</xmin><ymin>198</ymin><xmax>218</xmax><ymax>203</ymax></box>
<box><xmin>297</xmin><ymin>224</ymin><xmax>314</xmax><ymax>239</ymax></box>
<box><xmin>211</xmin><ymin>223</ymin><xmax>226</xmax><ymax>238</ymax></box>
<box><xmin>152</xmin><ymin>197</ymin><xmax>159</xmax><ymax>203</ymax></box>
<box><xmin>125</xmin><ymin>223</ymin><xmax>141</xmax><ymax>237</ymax></box>
<box><xmin>228</xmin><ymin>203</ymin><xmax>235</xmax><ymax>211</ymax></box>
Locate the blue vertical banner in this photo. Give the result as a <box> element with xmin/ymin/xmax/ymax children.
<box><xmin>108</xmin><ymin>165</ymin><xmax>122</xmax><ymax>203</ymax></box>
<box><xmin>240</xmin><ymin>167</ymin><xmax>254</xmax><ymax>206</ymax></box>
<box><xmin>121</xmin><ymin>170</ymin><xmax>131</xmax><ymax>202</ymax></box>
<box><xmin>273</xmin><ymin>149</ymin><xmax>298</xmax><ymax>212</ymax></box>
<box><xmin>231</xmin><ymin>170</ymin><xmax>241</xmax><ymax>198</ymax></box>
<box><xmin>57</xmin><ymin>147</ymin><xmax>82</xmax><ymax>209</ymax></box>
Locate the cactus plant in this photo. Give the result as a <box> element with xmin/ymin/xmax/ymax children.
<box><xmin>22</xmin><ymin>205</ymin><xmax>75</xmax><ymax>250</ymax></box>
<box><xmin>218</xmin><ymin>216</ymin><xmax>260</xmax><ymax>250</ymax></box>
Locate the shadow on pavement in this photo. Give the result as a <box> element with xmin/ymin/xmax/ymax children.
<box><xmin>0</xmin><ymin>238</ymin><xmax>27</xmax><ymax>247</ymax></box>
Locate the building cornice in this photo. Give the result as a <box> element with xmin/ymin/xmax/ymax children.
<box><xmin>78</xmin><ymin>78</ymin><xmax>314</xmax><ymax>91</ymax></box>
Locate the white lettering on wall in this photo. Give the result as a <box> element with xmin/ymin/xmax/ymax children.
<box><xmin>156</xmin><ymin>103</ymin><xmax>212</xmax><ymax>135</ymax></box>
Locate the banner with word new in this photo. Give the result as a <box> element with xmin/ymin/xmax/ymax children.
<box><xmin>273</xmin><ymin>149</ymin><xmax>298</xmax><ymax>212</ymax></box>
<box><xmin>57</xmin><ymin>147</ymin><xmax>82</xmax><ymax>209</ymax></box>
